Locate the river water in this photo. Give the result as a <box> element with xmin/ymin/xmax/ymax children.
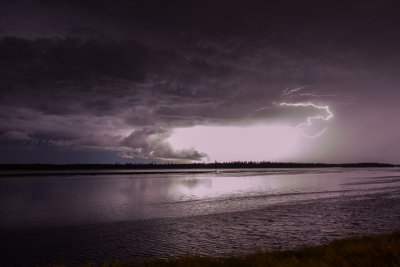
<box><xmin>1</xmin><ymin>168</ymin><xmax>400</xmax><ymax>265</ymax></box>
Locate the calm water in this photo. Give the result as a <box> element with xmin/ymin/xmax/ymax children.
<box><xmin>1</xmin><ymin>168</ymin><xmax>400</xmax><ymax>265</ymax></box>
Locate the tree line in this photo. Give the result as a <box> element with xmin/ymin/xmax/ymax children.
<box><xmin>0</xmin><ymin>161</ymin><xmax>395</xmax><ymax>170</ymax></box>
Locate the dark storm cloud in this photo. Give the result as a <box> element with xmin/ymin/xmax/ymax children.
<box><xmin>1</xmin><ymin>0</ymin><xmax>400</xmax><ymax>162</ymax></box>
<box><xmin>0</xmin><ymin>37</ymin><xmax>147</xmax><ymax>99</ymax></box>
<box><xmin>0</xmin><ymin>36</ymin><xmax>229</xmax><ymax>160</ymax></box>
<box><xmin>120</xmin><ymin>128</ymin><xmax>207</xmax><ymax>161</ymax></box>
<box><xmin>0</xmin><ymin>131</ymin><xmax>33</xmax><ymax>142</ymax></box>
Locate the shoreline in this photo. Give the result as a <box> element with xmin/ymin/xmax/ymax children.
<box><xmin>0</xmin><ymin>163</ymin><xmax>397</xmax><ymax>177</ymax></box>
<box><xmin>0</xmin><ymin>168</ymin><xmax>323</xmax><ymax>177</ymax></box>
<box><xmin>98</xmin><ymin>231</ymin><xmax>400</xmax><ymax>266</ymax></box>
<box><xmin>0</xmin><ymin>162</ymin><xmax>396</xmax><ymax>171</ymax></box>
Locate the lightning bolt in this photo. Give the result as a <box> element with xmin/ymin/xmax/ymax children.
<box><xmin>281</xmin><ymin>86</ymin><xmax>306</xmax><ymax>97</ymax></box>
<box><xmin>297</xmin><ymin>93</ymin><xmax>337</xmax><ymax>98</ymax></box>
<box><xmin>281</xmin><ymin>86</ymin><xmax>357</xmax><ymax>105</ymax></box>
<box><xmin>280</xmin><ymin>102</ymin><xmax>333</xmax><ymax>138</ymax></box>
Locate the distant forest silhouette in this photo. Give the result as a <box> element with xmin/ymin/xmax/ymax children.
<box><xmin>0</xmin><ymin>161</ymin><xmax>395</xmax><ymax>170</ymax></box>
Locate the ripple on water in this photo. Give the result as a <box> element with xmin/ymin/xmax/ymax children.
<box><xmin>2</xmin><ymin>168</ymin><xmax>400</xmax><ymax>265</ymax></box>
<box><xmin>1</xmin><ymin>191</ymin><xmax>400</xmax><ymax>265</ymax></box>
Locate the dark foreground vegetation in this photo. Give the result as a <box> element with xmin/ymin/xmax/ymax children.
<box><xmin>0</xmin><ymin>161</ymin><xmax>395</xmax><ymax>171</ymax></box>
<box><xmin>89</xmin><ymin>231</ymin><xmax>400</xmax><ymax>267</ymax></box>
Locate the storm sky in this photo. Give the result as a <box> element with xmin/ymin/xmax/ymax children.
<box><xmin>0</xmin><ymin>0</ymin><xmax>399</xmax><ymax>163</ymax></box>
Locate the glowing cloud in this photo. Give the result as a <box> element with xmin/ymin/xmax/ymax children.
<box><xmin>168</xmin><ymin>124</ymin><xmax>300</xmax><ymax>162</ymax></box>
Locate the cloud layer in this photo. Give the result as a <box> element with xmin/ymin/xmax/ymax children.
<box><xmin>1</xmin><ymin>0</ymin><xmax>400</xmax><ymax>163</ymax></box>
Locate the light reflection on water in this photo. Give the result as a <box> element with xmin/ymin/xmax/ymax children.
<box><xmin>0</xmin><ymin>168</ymin><xmax>400</xmax><ymax>229</ymax></box>
<box><xmin>1</xmin><ymin>168</ymin><xmax>400</xmax><ymax>265</ymax></box>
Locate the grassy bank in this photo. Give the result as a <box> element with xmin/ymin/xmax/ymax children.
<box><xmin>91</xmin><ymin>231</ymin><xmax>400</xmax><ymax>267</ymax></box>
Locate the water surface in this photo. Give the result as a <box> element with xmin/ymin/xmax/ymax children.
<box><xmin>1</xmin><ymin>168</ymin><xmax>400</xmax><ymax>265</ymax></box>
